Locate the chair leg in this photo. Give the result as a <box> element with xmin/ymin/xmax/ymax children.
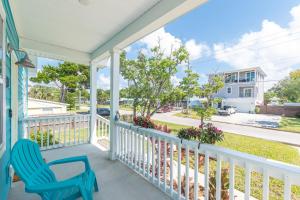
<box><xmin>94</xmin><ymin>178</ymin><xmax>99</xmax><ymax>192</ymax></box>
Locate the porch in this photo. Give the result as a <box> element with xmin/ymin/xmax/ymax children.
<box><xmin>7</xmin><ymin>115</ymin><xmax>300</xmax><ymax>199</ymax></box>
<box><xmin>8</xmin><ymin>144</ymin><xmax>170</xmax><ymax>200</ymax></box>
<box><xmin>1</xmin><ymin>0</ymin><xmax>300</xmax><ymax>200</ymax></box>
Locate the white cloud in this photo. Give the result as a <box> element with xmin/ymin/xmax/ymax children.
<box><xmin>97</xmin><ymin>73</ymin><xmax>128</xmax><ymax>90</ymax></box>
<box><xmin>97</xmin><ymin>74</ymin><xmax>110</xmax><ymax>90</ymax></box>
<box><xmin>213</xmin><ymin>4</ymin><xmax>300</xmax><ymax>90</ymax></box>
<box><xmin>140</xmin><ymin>27</ymin><xmax>210</xmax><ymax>61</ymax></box>
<box><xmin>185</xmin><ymin>39</ymin><xmax>211</xmax><ymax>60</ymax></box>
<box><xmin>171</xmin><ymin>75</ymin><xmax>182</xmax><ymax>86</ymax></box>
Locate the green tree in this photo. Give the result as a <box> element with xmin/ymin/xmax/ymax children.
<box><xmin>263</xmin><ymin>91</ymin><xmax>276</xmax><ymax>105</ymax></box>
<box><xmin>178</xmin><ymin>69</ymin><xmax>200</xmax><ymax>112</ymax></box>
<box><xmin>120</xmin><ymin>43</ymin><xmax>189</xmax><ymax>117</ymax></box>
<box><xmin>30</xmin><ymin>62</ymin><xmax>89</xmax><ymax>109</ymax></box>
<box><xmin>29</xmin><ymin>85</ymin><xmax>60</xmax><ymax>102</ymax></box>
<box><xmin>97</xmin><ymin>89</ymin><xmax>110</xmax><ymax>104</ymax></box>
<box><xmin>195</xmin><ymin>75</ymin><xmax>224</xmax><ymax>125</ymax></box>
<box><xmin>266</xmin><ymin>69</ymin><xmax>300</xmax><ymax>103</ymax></box>
<box><xmin>290</xmin><ymin>69</ymin><xmax>300</xmax><ymax>80</ymax></box>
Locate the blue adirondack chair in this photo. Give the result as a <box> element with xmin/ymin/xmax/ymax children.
<box><xmin>11</xmin><ymin>139</ymin><xmax>99</xmax><ymax>200</ymax></box>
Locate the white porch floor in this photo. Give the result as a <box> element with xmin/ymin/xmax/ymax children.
<box><xmin>8</xmin><ymin>144</ymin><xmax>170</xmax><ymax>200</ymax></box>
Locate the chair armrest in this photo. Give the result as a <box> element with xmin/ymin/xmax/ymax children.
<box><xmin>25</xmin><ymin>179</ymin><xmax>79</xmax><ymax>193</ymax></box>
<box><xmin>47</xmin><ymin>155</ymin><xmax>91</xmax><ymax>172</ymax></box>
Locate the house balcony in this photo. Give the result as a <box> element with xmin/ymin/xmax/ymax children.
<box><xmin>8</xmin><ymin>114</ymin><xmax>300</xmax><ymax>200</ymax></box>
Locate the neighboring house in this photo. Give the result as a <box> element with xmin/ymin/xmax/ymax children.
<box><xmin>28</xmin><ymin>98</ymin><xmax>68</xmax><ymax>116</ymax></box>
<box><xmin>209</xmin><ymin>67</ymin><xmax>266</xmax><ymax>113</ymax></box>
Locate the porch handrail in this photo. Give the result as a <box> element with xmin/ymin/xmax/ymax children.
<box><xmin>24</xmin><ymin>114</ymin><xmax>91</xmax><ymax>150</ymax></box>
<box><xmin>96</xmin><ymin>115</ymin><xmax>110</xmax><ymax>140</ymax></box>
<box><xmin>115</xmin><ymin>120</ymin><xmax>300</xmax><ymax>200</ymax></box>
<box><xmin>24</xmin><ymin>114</ymin><xmax>91</xmax><ymax>121</ymax></box>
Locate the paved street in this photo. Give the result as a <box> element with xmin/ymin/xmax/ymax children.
<box><xmin>152</xmin><ymin>111</ymin><xmax>300</xmax><ymax>146</ymax></box>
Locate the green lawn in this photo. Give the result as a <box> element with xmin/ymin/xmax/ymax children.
<box><xmin>154</xmin><ymin>120</ymin><xmax>300</xmax><ymax>199</ymax></box>
<box><xmin>279</xmin><ymin>117</ymin><xmax>300</xmax><ymax>133</ymax></box>
<box><xmin>174</xmin><ymin>110</ymin><xmax>201</xmax><ymax>120</ymax></box>
<box><xmin>97</xmin><ymin>104</ymin><xmax>133</xmax><ymax>111</ymax></box>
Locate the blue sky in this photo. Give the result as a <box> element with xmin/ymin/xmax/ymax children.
<box><xmin>37</xmin><ymin>0</ymin><xmax>300</xmax><ymax>90</ymax></box>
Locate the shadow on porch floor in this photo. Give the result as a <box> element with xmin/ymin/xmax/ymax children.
<box><xmin>8</xmin><ymin>144</ymin><xmax>170</xmax><ymax>200</ymax></box>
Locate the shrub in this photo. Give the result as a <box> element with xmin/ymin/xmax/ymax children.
<box><xmin>30</xmin><ymin>130</ymin><xmax>59</xmax><ymax>146</ymax></box>
<box><xmin>133</xmin><ymin>116</ymin><xmax>155</xmax><ymax>128</ymax></box>
<box><xmin>177</xmin><ymin>127</ymin><xmax>200</xmax><ymax>140</ymax></box>
<box><xmin>177</xmin><ymin>123</ymin><xmax>224</xmax><ymax>144</ymax></box>
<box><xmin>255</xmin><ymin>106</ymin><xmax>260</xmax><ymax>114</ymax></box>
<box><xmin>199</xmin><ymin>123</ymin><xmax>224</xmax><ymax>144</ymax></box>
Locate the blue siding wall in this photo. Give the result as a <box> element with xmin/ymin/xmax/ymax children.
<box><xmin>0</xmin><ymin>0</ymin><xmax>20</xmax><ymax>199</ymax></box>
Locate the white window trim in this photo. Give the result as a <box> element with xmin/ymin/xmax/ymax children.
<box><xmin>227</xmin><ymin>86</ymin><xmax>232</xmax><ymax>94</ymax></box>
<box><xmin>0</xmin><ymin>2</ymin><xmax>6</xmax><ymax>158</ymax></box>
<box><xmin>244</xmin><ymin>88</ymin><xmax>252</xmax><ymax>98</ymax></box>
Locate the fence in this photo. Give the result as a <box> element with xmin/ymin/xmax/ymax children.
<box><xmin>24</xmin><ymin>114</ymin><xmax>90</xmax><ymax>150</ymax></box>
<box><xmin>115</xmin><ymin>121</ymin><xmax>300</xmax><ymax>200</ymax></box>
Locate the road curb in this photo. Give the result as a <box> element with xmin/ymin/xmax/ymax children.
<box><xmin>210</xmin><ymin>120</ymin><xmax>300</xmax><ymax>134</ymax></box>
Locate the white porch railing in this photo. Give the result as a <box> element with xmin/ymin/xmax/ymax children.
<box><xmin>95</xmin><ymin>115</ymin><xmax>110</xmax><ymax>150</ymax></box>
<box><xmin>115</xmin><ymin>121</ymin><xmax>300</xmax><ymax>200</ymax></box>
<box><xmin>24</xmin><ymin>114</ymin><xmax>91</xmax><ymax>150</ymax></box>
<box><xmin>96</xmin><ymin>115</ymin><xmax>110</xmax><ymax>139</ymax></box>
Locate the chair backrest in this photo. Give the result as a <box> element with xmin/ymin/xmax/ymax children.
<box><xmin>11</xmin><ymin>139</ymin><xmax>56</xmax><ymax>186</ymax></box>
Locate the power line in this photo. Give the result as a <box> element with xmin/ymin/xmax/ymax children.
<box><xmin>212</xmin><ymin>28</ymin><xmax>300</xmax><ymax>56</ymax></box>
<box><xmin>194</xmin><ymin>36</ymin><xmax>300</xmax><ymax>66</ymax></box>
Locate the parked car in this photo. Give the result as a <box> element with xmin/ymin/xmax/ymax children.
<box><xmin>97</xmin><ymin>108</ymin><xmax>110</xmax><ymax>117</ymax></box>
<box><xmin>157</xmin><ymin>105</ymin><xmax>172</xmax><ymax>113</ymax></box>
<box><xmin>224</xmin><ymin>106</ymin><xmax>236</xmax><ymax>114</ymax></box>
<box><xmin>218</xmin><ymin>106</ymin><xmax>236</xmax><ymax>116</ymax></box>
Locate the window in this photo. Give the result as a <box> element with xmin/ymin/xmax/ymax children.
<box><xmin>227</xmin><ymin>87</ymin><xmax>232</xmax><ymax>94</ymax></box>
<box><xmin>244</xmin><ymin>88</ymin><xmax>252</xmax><ymax>97</ymax></box>
<box><xmin>246</xmin><ymin>71</ymin><xmax>255</xmax><ymax>82</ymax></box>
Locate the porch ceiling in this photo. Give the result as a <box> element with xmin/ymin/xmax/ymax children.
<box><xmin>9</xmin><ymin>0</ymin><xmax>207</xmax><ymax>65</ymax></box>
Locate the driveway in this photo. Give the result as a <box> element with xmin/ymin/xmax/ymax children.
<box><xmin>152</xmin><ymin>111</ymin><xmax>300</xmax><ymax>146</ymax></box>
<box><xmin>211</xmin><ymin>113</ymin><xmax>281</xmax><ymax>128</ymax></box>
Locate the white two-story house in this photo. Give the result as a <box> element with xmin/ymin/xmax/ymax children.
<box><xmin>209</xmin><ymin>67</ymin><xmax>266</xmax><ymax>113</ymax></box>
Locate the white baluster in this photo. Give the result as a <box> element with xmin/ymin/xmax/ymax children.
<box><xmin>147</xmin><ymin>134</ymin><xmax>150</xmax><ymax>178</ymax></box>
<box><xmin>34</xmin><ymin>120</ymin><xmax>37</xmax><ymax>142</ymax></box>
<box><xmin>178</xmin><ymin>142</ymin><xmax>181</xmax><ymax>200</ymax></box>
<box><xmin>284</xmin><ymin>175</ymin><xmax>291</xmax><ymax>200</ymax></box>
<box><xmin>216</xmin><ymin>155</ymin><xmax>222</xmax><ymax>200</ymax></box>
<box><xmin>163</xmin><ymin>140</ymin><xmax>167</xmax><ymax>192</ymax></box>
<box><xmin>170</xmin><ymin>141</ymin><xmax>174</xmax><ymax>196</ymax></box>
<box><xmin>158</xmin><ymin>137</ymin><xmax>161</xmax><ymax>187</ymax></box>
<box><xmin>263</xmin><ymin>169</ymin><xmax>269</xmax><ymax>200</ymax></box>
<box><xmin>244</xmin><ymin>164</ymin><xmax>251</xmax><ymax>200</ymax></box>
<box><xmin>194</xmin><ymin>147</ymin><xmax>198</xmax><ymax>200</ymax></box>
<box><xmin>138</xmin><ymin>133</ymin><xmax>141</xmax><ymax>172</ymax></box>
<box><xmin>185</xmin><ymin>145</ymin><xmax>189</xmax><ymax>200</ymax></box>
<box><xmin>64</xmin><ymin>117</ymin><xmax>67</xmax><ymax>146</ymax></box>
<box><xmin>152</xmin><ymin>136</ymin><xmax>155</xmax><ymax>183</ymax></box>
<box><xmin>204</xmin><ymin>151</ymin><xmax>210</xmax><ymax>200</ymax></box>
<box><xmin>142</xmin><ymin>134</ymin><xmax>145</xmax><ymax>176</ymax></box>
<box><xmin>47</xmin><ymin>119</ymin><xmax>50</xmax><ymax>148</ymax></box>
<box><xmin>229</xmin><ymin>159</ymin><xmax>235</xmax><ymax>200</ymax></box>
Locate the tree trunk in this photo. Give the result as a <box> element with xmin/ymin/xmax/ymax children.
<box><xmin>133</xmin><ymin>99</ymin><xmax>138</xmax><ymax>118</ymax></box>
<box><xmin>60</xmin><ymin>85</ymin><xmax>65</xmax><ymax>103</ymax></box>
<box><xmin>146</xmin><ymin>101</ymin><xmax>152</xmax><ymax>117</ymax></box>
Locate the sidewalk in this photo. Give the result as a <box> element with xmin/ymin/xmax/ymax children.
<box><xmin>152</xmin><ymin>112</ymin><xmax>300</xmax><ymax>146</ymax></box>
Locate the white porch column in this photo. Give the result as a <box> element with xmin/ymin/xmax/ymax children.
<box><xmin>109</xmin><ymin>49</ymin><xmax>120</xmax><ymax>160</ymax></box>
<box><xmin>89</xmin><ymin>61</ymin><xmax>97</xmax><ymax>144</ymax></box>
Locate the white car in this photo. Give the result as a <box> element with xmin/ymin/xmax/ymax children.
<box><xmin>218</xmin><ymin>106</ymin><xmax>236</xmax><ymax>115</ymax></box>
